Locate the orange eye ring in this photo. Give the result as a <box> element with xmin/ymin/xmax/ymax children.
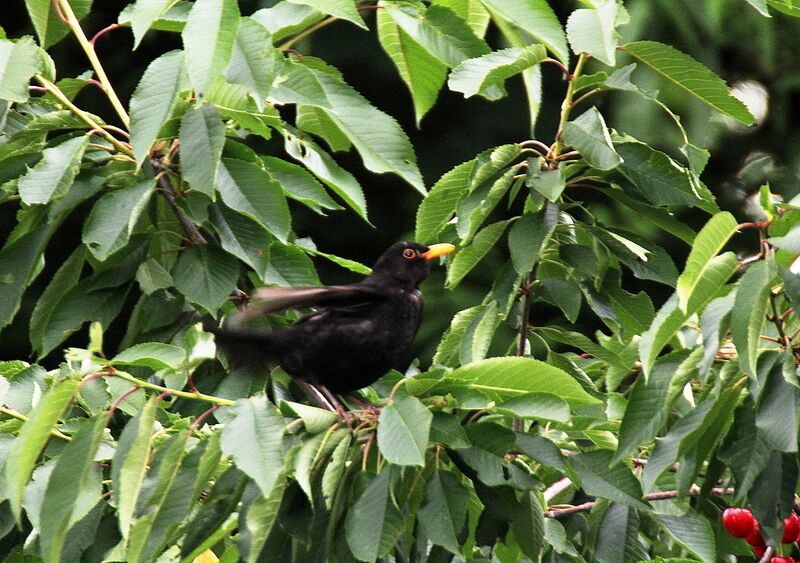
<box><xmin>402</xmin><ymin>248</ymin><xmax>416</xmax><ymax>259</ymax></box>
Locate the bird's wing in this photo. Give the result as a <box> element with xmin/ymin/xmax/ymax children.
<box><xmin>241</xmin><ymin>285</ymin><xmax>385</xmax><ymax>317</ymax></box>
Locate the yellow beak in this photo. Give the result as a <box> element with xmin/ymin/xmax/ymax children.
<box><xmin>421</xmin><ymin>243</ymin><xmax>456</xmax><ymax>261</ymax></box>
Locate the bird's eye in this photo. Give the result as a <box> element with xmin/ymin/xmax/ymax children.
<box><xmin>402</xmin><ymin>248</ymin><xmax>416</xmax><ymax>260</ymax></box>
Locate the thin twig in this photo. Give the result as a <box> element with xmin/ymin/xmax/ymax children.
<box><xmin>542</xmin><ymin>57</ymin><xmax>570</xmax><ymax>77</ymax></box>
<box><xmin>278</xmin><ymin>16</ymin><xmax>338</xmax><ymax>50</ymax></box>
<box><xmin>90</xmin><ymin>23</ymin><xmax>119</xmax><ymax>45</ymax></box>
<box><xmin>520</xmin><ymin>139</ymin><xmax>551</xmax><ymax>153</ymax></box>
<box><xmin>544</xmin><ymin>486</ymin><xmax>735</xmax><ymax>518</ymax></box>
<box><xmin>111</xmin><ymin>370</ymin><xmax>234</xmax><ymax>406</ymax></box>
<box><xmin>571</xmin><ymin>87</ymin><xmax>601</xmax><ymax>109</ymax></box>
<box><xmin>192</xmin><ymin>405</ymin><xmax>220</xmax><ymax>430</ymax></box>
<box><xmin>758</xmin><ymin>546</ymin><xmax>775</xmax><ymax>563</ymax></box>
<box><xmin>0</xmin><ymin>405</ymin><xmax>72</xmax><ymax>441</ymax></box>
<box><xmin>150</xmin><ymin>158</ymin><xmax>207</xmax><ymax>245</ymax></box>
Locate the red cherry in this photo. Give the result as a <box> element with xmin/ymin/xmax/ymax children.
<box><xmin>747</xmin><ymin>520</ymin><xmax>766</xmax><ymax>547</ymax></box>
<box><xmin>722</xmin><ymin>508</ymin><xmax>756</xmax><ymax>538</ymax></box>
<box><xmin>752</xmin><ymin>543</ymin><xmax>765</xmax><ymax>557</ymax></box>
<box><xmin>770</xmin><ymin>557</ymin><xmax>795</xmax><ymax>563</ymax></box>
<box><xmin>782</xmin><ymin>512</ymin><xmax>800</xmax><ymax>544</ymax></box>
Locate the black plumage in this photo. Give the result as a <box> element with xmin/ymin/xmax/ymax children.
<box><xmin>212</xmin><ymin>241</ymin><xmax>454</xmax><ymax>393</ymax></box>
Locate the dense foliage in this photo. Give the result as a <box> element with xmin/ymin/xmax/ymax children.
<box><xmin>0</xmin><ymin>0</ymin><xmax>798</xmax><ymax>561</ymax></box>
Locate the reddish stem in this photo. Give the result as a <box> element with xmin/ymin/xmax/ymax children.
<box><xmin>90</xmin><ymin>23</ymin><xmax>119</xmax><ymax>45</ymax></box>
<box><xmin>52</xmin><ymin>0</ymin><xmax>69</xmax><ymax>25</ymax></box>
<box><xmin>107</xmin><ymin>386</ymin><xmax>142</xmax><ymax>419</ymax></box>
<box><xmin>192</xmin><ymin>405</ymin><xmax>220</xmax><ymax>430</ymax></box>
<box><xmin>542</xmin><ymin>58</ymin><xmax>570</xmax><ymax>78</ymax></box>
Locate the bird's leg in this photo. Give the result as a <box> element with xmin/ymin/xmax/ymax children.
<box><xmin>295</xmin><ymin>381</ymin><xmax>336</xmax><ymax>412</ymax></box>
<box><xmin>318</xmin><ymin>385</ymin><xmax>351</xmax><ymax>422</ymax></box>
<box><xmin>344</xmin><ymin>393</ymin><xmax>381</xmax><ymax>417</ymax></box>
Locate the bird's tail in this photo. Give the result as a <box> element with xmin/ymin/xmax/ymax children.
<box><xmin>203</xmin><ymin>318</ymin><xmax>280</xmax><ymax>371</ymax></box>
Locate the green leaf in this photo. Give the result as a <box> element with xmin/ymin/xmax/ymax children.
<box><xmin>179</xmin><ymin>103</ymin><xmax>225</xmax><ymax>198</ymax></box>
<box><xmin>173</xmin><ymin>245</ymin><xmax>240</xmax><ymax>314</ymax></box>
<box><xmin>566</xmin><ymin>2</ymin><xmax>618</xmax><ymax>65</ymax></box>
<box><xmin>25</xmin><ymin>0</ymin><xmax>92</xmax><ymax>48</ymax></box>
<box><xmin>433</xmin><ymin>0</ymin><xmax>491</xmax><ymax>37</ymax></box>
<box><xmin>129</xmin><ymin>50</ymin><xmax>188</xmax><ymax>165</ymax></box>
<box><xmin>384</xmin><ymin>3</ymin><xmax>490</xmax><ymax>67</ymax></box>
<box><xmin>345</xmin><ymin>472</ymin><xmax>405</xmax><ymax>561</ymax></box>
<box><xmin>481</xmin><ymin>0</ymin><xmax>569</xmax><ymax>63</ymax></box>
<box><xmin>296</xmin><ymin>105</ymin><xmax>352</xmax><ymax>152</ymax></box>
<box><xmin>112</xmin><ymin>342</ymin><xmax>186</xmax><ymax>370</ymax></box>
<box><xmin>265</xmin><ymin>241</ymin><xmax>320</xmax><ymax>286</ymax></box>
<box><xmin>280</xmin><ymin>401</ymin><xmax>338</xmax><ymax>433</ymax></box>
<box><xmin>322</xmin><ymin>433</ymin><xmax>350</xmax><ymax>508</ymax></box>
<box><xmin>508</xmin><ymin>203</ymin><xmax>558</xmax><ymax>275</ymax></box>
<box><xmin>526</xmin><ymin>166</ymin><xmax>565</xmax><ymax>200</ymax></box>
<box><xmin>562</xmin><ymin>107</ymin><xmax>621</xmax><ymax>170</ymax></box>
<box><xmin>127</xmin><ymin>0</ymin><xmax>173</xmax><ymax>48</ymax></box>
<box><xmin>415</xmin><ymin>158</ymin><xmax>475</xmax><ymax>242</ymax></box>
<box><xmin>623</xmin><ymin>41</ymin><xmax>755</xmax><ymax>125</ymax></box>
<box><xmin>639</xmin><ymin>255</ymin><xmax>737</xmax><ymax>377</ymax></box>
<box><xmin>250</xmin><ymin>3</ymin><xmax>324</xmax><ymax>43</ymax></box>
<box><xmin>657</xmin><ymin>514</ymin><xmax>716</xmax><ymax>563</ymax></box>
<box><xmin>288</xmin><ymin>0</ymin><xmax>366</xmax><ymax>29</ymax></box>
<box><xmin>448</xmin><ymin>44</ymin><xmax>546</xmax><ymax>100</ymax></box>
<box><xmin>604</xmin><ymin>186</ymin><xmax>696</xmax><ymax>245</ymax></box>
<box><xmin>216</xmin><ymin>158</ymin><xmax>291</xmax><ymax>242</ymax></box>
<box><xmin>262</xmin><ymin>156</ymin><xmax>341</xmax><ymax>214</ymax></box>
<box><xmin>457</xmin><ymin>168</ymin><xmax>516</xmax><ymax>242</ymax></box>
<box><xmin>4</xmin><ymin>379</ymin><xmax>78</xmax><ymax>523</ymax></box>
<box><xmin>283</xmin><ymin>128</ymin><xmax>368</xmax><ymax>221</ymax></box>
<box><xmin>745</xmin><ymin>0</ymin><xmax>771</xmax><ymax>15</ymax></box>
<box><xmin>18</xmin><ymin>136</ymin><xmax>88</xmax><ymax>205</ymax></box>
<box><xmin>82</xmin><ymin>180</ymin><xmax>154</xmax><ymax>261</ymax></box>
<box><xmin>294</xmin><ymin>428</ymin><xmax>348</xmax><ymax>500</ymax></box>
<box><xmin>377</xmin><ymin>3</ymin><xmax>447</xmax><ymax>125</ymax></box>
<box><xmin>595</xmin><ymin>503</ymin><xmax>642</xmax><ymax>563</ymax></box>
<box><xmin>767</xmin><ymin>0</ymin><xmax>800</xmax><ymax>16</ymax></box>
<box><xmin>433</xmin><ymin>305</ymin><xmax>483</xmax><ymax>366</ymax></box>
<box><xmin>112</xmin><ymin>397</ymin><xmax>158</xmax><ymax>540</ymax></box>
<box><xmin>182</xmin><ymin>0</ymin><xmax>240</xmax><ymax>94</ymax></box>
<box><xmin>377</xmin><ymin>395</ymin><xmax>432</xmax><ymax>466</ymax></box>
<box><xmin>448</xmin><ymin>356</ymin><xmax>601</xmax><ymax>407</ymax></box>
<box><xmin>39</xmin><ymin>416</ymin><xmax>105</xmax><ymax>563</ymax></box>
<box><xmin>496</xmin><ymin>392</ymin><xmax>570</xmax><ymax>422</ymax></box>
<box><xmin>731</xmin><ymin>260</ymin><xmax>777</xmax><ymax>378</ymax></box>
<box><xmin>0</xmin><ymin>37</ymin><xmax>42</xmax><ymax>101</ymax></box>
<box><xmin>30</xmin><ymin>247</ymin><xmax>85</xmax><ymax>354</ymax></box>
<box><xmin>615</xmin><ymin>140</ymin><xmax>718</xmax><ymax>213</ymax></box>
<box><xmin>295</xmin><ymin>66</ymin><xmax>426</xmax><ymax>195</ymax></box>
<box><xmin>513</xmin><ymin>491</ymin><xmax>545</xmax><ymax>560</ymax></box>
<box><xmin>446</xmin><ymin>220</ymin><xmax>509</xmax><ymax>288</ymax></box>
<box><xmin>418</xmin><ymin>471</ymin><xmax>469</xmax><ymax>554</ymax></box>
<box><xmin>221</xmin><ymin>394</ymin><xmax>285</xmax><ymax>498</ymax></box>
<box><xmin>224</xmin><ymin>18</ymin><xmax>281</xmax><ymax>109</ymax></box>
<box><xmin>209</xmin><ymin>204</ymin><xmax>271</xmax><ymax>280</ymax></box>
<box><xmin>570</xmin><ymin>450</ymin><xmax>648</xmax><ymax>510</ymax></box>
<box><xmin>676</xmin><ymin>212</ymin><xmax>738</xmax><ymax>312</ymax></box>
<box><xmin>238</xmin><ymin>478</ymin><xmax>286</xmax><ymax>563</ymax></box>
<box><xmin>756</xmin><ymin>354</ymin><xmax>797</xmax><ymax>452</ymax></box>
<box><xmin>613</xmin><ymin>351</ymin><xmax>689</xmax><ymax>465</ymax></box>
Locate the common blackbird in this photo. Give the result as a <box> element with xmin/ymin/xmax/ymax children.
<box><xmin>212</xmin><ymin>241</ymin><xmax>455</xmax><ymax>396</ymax></box>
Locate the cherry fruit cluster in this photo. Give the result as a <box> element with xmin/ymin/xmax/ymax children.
<box><xmin>723</xmin><ymin>508</ymin><xmax>800</xmax><ymax>561</ymax></box>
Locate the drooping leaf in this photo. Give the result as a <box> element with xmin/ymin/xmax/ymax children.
<box><xmin>250</xmin><ymin>3</ymin><xmax>324</xmax><ymax>44</ymax></box>
<box><xmin>570</xmin><ymin>450</ymin><xmax>648</xmax><ymax>510</ymax></box>
<box><xmin>179</xmin><ymin>103</ymin><xmax>225</xmax><ymax>197</ymax></box>
<box><xmin>0</xmin><ymin>37</ymin><xmax>42</xmax><ymax>101</ymax></box>
<box><xmin>448</xmin><ymin>356</ymin><xmax>601</xmax><ymax>407</ymax></box>
<box><xmin>129</xmin><ymin>50</ymin><xmax>187</xmax><ymax>165</ymax></box>
<box><xmin>216</xmin><ymin>158</ymin><xmax>291</xmax><ymax>242</ymax></box>
<box><xmin>415</xmin><ymin>158</ymin><xmax>475</xmax><ymax>242</ymax></box>
<box><xmin>594</xmin><ymin>503</ymin><xmax>643</xmax><ymax>563</ymax></box>
<box><xmin>261</xmin><ymin>156</ymin><xmax>341</xmax><ymax>213</ymax></box>
<box><xmin>288</xmin><ymin>0</ymin><xmax>366</xmax><ymax>29</ymax></box>
<box><xmin>623</xmin><ymin>41</ymin><xmax>755</xmax><ymax>125</ymax></box>
<box><xmin>181</xmin><ymin>0</ymin><xmax>240</xmax><ymax>94</ymax></box>
<box><xmin>447</xmin><ymin>220</ymin><xmax>509</xmax><ymax>288</ymax></box>
<box><xmin>657</xmin><ymin>514</ymin><xmax>716</xmax><ymax>563</ymax></box>
<box><xmin>24</xmin><ymin>0</ymin><xmax>91</xmax><ymax>48</ymax></box>
<box><xmin>345</xmin><ymin>472</ymin><xmax>405</xmax><ymax>561</ymax></box>
<box><xmin>127</xmin><ymin>0</ymin><xmax>173</xmax><ymax>48</ymax></box>
<box><xmin>173</xmin><ymin>245</ymin><xmax>240</xmax><ymax>314</ymax></box>
<box><xmin>82</xmin><ymin>180</ymin><xmax>154</xmax><ymax>261</ymax></box>
<box><xmin>112</xmin><ymin>342</ymin><xmax>186</xmax><ymax>370</ymax></box>
<box><xmin>562</xmin><ymin>107</ymin><xmax>621</xmax><ymax>170</ymax></box>
<box><xmin>566</xmin><ymin>2</ymin><xmax>618</xmax><ymax>65</ymax></box>
<box><xmin>378</xmin><ymin>395</ymin><xmax>432</xmax><ymax>466</ymax></box>
<box><xmin>508</xmin><ymin>203</ymin><xmax>558</xmax><ymax>275</ymax></box>
<box><xmin>220</xmin><ymin>394</ymin><xmax>285</xmax><ymax>498</ymax></box>
<box><xmin>418</xmin><ymin>471</ymin><xmax>470</xmax><ymax>554</ymax></box>
<box><xmin>448</xmin><ymin>44</ymin><xmax>546</xmax><ymax>100</ymax></box>
<box><xmin>676</xmin><ymin>211</ymin><xmax>738</xmax><ymax>312</ymax></box>
<box><xmin>433</xmin><ymin>0</ymin><xmax>491</xmax><ymax>37</ymax></box>
<box><xmin>5</xmin><ymin>379</ymin><xmax>78</xmax><ymax>522</ymax></box>
<box><xmin>731</xmin><ymin>260</ymin><xmax>778</xmax><ymax>378</ymax></box>
<box><xmin>480</xmin><ymin>0</ymin><xmax>569</xmax><ymax>63</ymax></box>
<box><xmin>377</xmin><ymin>3</ymin><xmax>447</xmax><ymax>125</ymax></box>
<box><xmin>209</xmin><ymin>204</ymin><xmax>272</xmax><ymax>280</ymax></box>
<box><xmin>223</xmin><ymin>18</ymin><xmax>281</xmax><ymax>109</ymax></box>
<box><xmin>384</xmin><ymin>3</ymin><xmax>490</xmax><ymax>67</ymax></box>
<box><xmin>18</xmin><ymin>136</ymin><xmax>88</xmax><ymax>205</ymax></box>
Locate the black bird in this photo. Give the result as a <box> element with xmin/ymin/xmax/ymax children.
<box><xmin>212</xmin><ymin>241</ymin><xmax>455</xmax><ymax>402</ymax></box>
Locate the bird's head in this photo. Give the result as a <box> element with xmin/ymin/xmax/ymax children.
<box><xmin>369</xmin><ymin>241</ymin><xmax>455</xmax><ymax>289</ymax></box>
